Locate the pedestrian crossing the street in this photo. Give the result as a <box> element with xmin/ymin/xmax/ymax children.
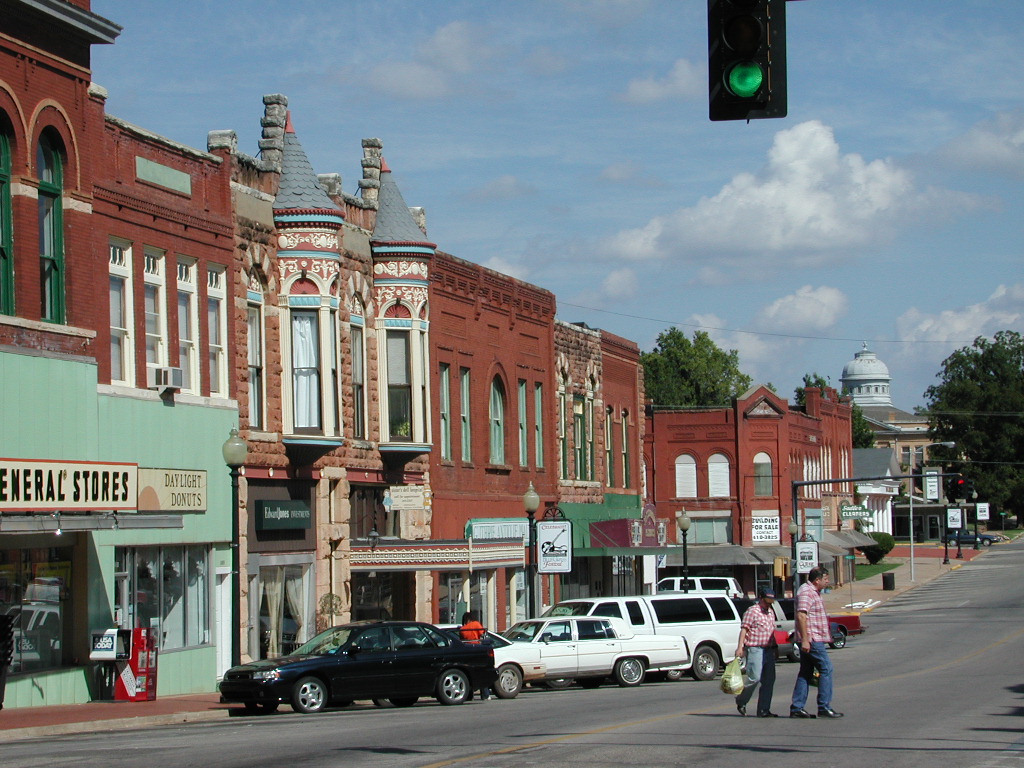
<box><xmin>870</xmin><ymin>555</ymin><xmax>1019</xmax><ymax>613</ymax></box>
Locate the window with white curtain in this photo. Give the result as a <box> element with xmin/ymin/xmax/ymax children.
<box><xmin>109</xmin><ymin>240</ymin><xmax>134</xmax><ymax>385</ymax></box>
<box><xmin>708</xmin><ymin>453</ymin><xmax>731</xmax><ymax>497</ymax></box>
<box><xmin>490</xmin><ymin>376</ymin><xmax>506</xmax><ymax>464</ymax></box>
<box><xmin>674</xmin><ymin>454</ymin><xmax>697</xmax><ymax>498</ymax></box>
<box><xmin>387</xmin><ymin>330</ymin><xmax>412</xmax><ymax>439</ymax></box>
<box><xmin>753</xmin><ymin>452</ymin><xmax>773</xmax><ymax>496</ymax></box>
<box><xmin>292</xmin><ymin>310</ymin><xmax>321</xmax><ymax>430</ymax></box>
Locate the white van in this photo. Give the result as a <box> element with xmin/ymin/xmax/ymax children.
<box><xmin>657</xmin><ymin>576</ymin><xmax>744</xmax><ymax>598</ymax></box>
<box><xmin>544</xmin><ymin>594</ymin><xmax>740</xmax><ymax>681</ymax></box>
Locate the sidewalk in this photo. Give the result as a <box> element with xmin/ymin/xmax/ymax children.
<box><xmin>0</xmin><ymin>544</ymin><xmax>987</xmax><ymax>742</ymax></box>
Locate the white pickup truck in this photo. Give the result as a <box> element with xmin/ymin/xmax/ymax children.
<box><xmin>488</xmin><ymin>615</ymin><xmax>689</xmax><ymax>698</ymax></box>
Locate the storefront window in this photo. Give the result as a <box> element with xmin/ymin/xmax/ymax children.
<box><xmin>0</xmin><ymin>544</ymin><xmax>71</xmax><ymax>674</ymax></box>
<box><xmin>115</xmin><ymin>546</ymin><xmax>210</xmax><ymax>651</ymax></box>
<box><xmin>257</xmin><ymin>564</ymin><xmax>308</xmax><ymax>659</ymax></box>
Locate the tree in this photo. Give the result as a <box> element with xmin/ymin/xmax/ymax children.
<box><xmin>641</xmin><ymin>328</ymin><xmax>752</xmax><ymax>407</ymax></box>
<box><xmin>924</xmin><ymin>331</ymin><xmax>1024</xmax><ymax>521</ymax></box>
<box><xmin>858</xmin><ymin>531</ymin><xmax>895</xmax><ymax>565</ymax></box>
<box><xmin>793</xmin><ymin>372</ymin><xmax>830</xmax><ymax>407</ymax></box>
<box><xmin>850</xmin><ymin>403</ymin><xmax>876</xmax><ymax>449</ymax></box>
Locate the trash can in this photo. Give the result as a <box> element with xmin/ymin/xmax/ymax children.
<box><xmin>881</xmin><ymin>572</ymin><xmax>896</xmax><ymax>591</ymax></box>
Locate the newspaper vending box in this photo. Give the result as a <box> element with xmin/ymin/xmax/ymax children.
<box><xmin>90</xmin><ymin>627</ymin><xmax>158</xmax><ymax>701</ymax></box>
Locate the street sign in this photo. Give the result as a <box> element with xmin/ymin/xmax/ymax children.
<box><xmin>947</xmin><ymin>508</ymin><xmax>963</xmax><ymax>528</ymax></box>
<box><xmin>844</xmin><ymin>554</ymin><xmax>856</xmax><ymax>560</ymax></box>
<box><xmin>795</xmin><ymin>541</ymin><xmax>819</xmax><ymax>574</ymax></box>
<box><xmin>976</xmin><ymin>502</ymin><xmax>990</xmax><ymax>521</ymax></box>
<box><xmin>923</xmin><ymin>468</ymin><xmax>941</xmax><ymax>501</ymax></box>
<box><xmin>840</xmin><ymin>504</ymin><xmax>872</xmax><ymax>520</ymax></box>
<box><xmin>537</xmin><ymin>520</ymin><xmax>572</xmax><ymax>574</ymax></box>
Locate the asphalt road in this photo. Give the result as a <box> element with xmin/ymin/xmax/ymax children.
<box><xmin>3</xmin><ymin>540</ymin><xmax>1022</xmax><ymax>768</ymax></box>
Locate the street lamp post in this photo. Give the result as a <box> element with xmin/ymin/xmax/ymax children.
<box><xmin>788</xmin><ymin>520</ymin><xmax>799</xmax><ymax>594</ymax></box>
<box><xmin>675</xmin><ymin>511</ymin><xmax>691</xmax><ymax>593</ymax></box>
<box><xmin>914</xmin><ymin>441</ymin><xmax>956</xmax><ymax>577</ymax></box>
<box><xmin>523</xmin><ymin>482</ymin><xmax>541</xmax><ymax>618</ymax></box>
<box><xmin>222</xmin><ymin>428</ymin><xmax>248</xmax><ymax>669</ymax></box>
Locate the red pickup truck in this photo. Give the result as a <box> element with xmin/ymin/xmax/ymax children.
<box><xmin>826</xmin><ymin>612</ymin><xmax>866</xmax><ymax>646</ymax></box>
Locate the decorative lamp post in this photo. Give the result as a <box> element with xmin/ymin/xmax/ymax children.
<box><xmin>788</xmin><ymin>520</ymin><xmax>799</xmax><ymax>592</ymax></box>
<box><xmin>675</xmin><ymin>511</ymin><xmax>691</xmax><ymax>593</ymax></box>
<box><xmin>523</xmin><ymin>482</ymin><xmax>541</xmax><ymax>618</ymax></box>
<box><xmin>222</xmin><ymin>428</ymin><xmax>248</xmax><ymax>669</ymax></box>
<box><xmin>914</xmin><ymin>441</ymin><xmax>955</xmax><ymax>579</ymax></box>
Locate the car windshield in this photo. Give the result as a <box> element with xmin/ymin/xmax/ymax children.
<box><xmin>292</xmin><ymin>626</ymin><xmax>356</xmax><ymax>655</ymax></box>
<box><xmin>546</xmin><ymin>603</ymin><xmax>591</xmax><ymax>616</ymax></box>
<box><xmin>502</xmin><ymin>622</ymin><xmax>541</xmax><ymax>642</ymax></box>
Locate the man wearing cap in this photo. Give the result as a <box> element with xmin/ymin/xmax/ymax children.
<box><xmin>734</xmin><ymin>587</ymin><xmax>779</xmax><ymax>717</ymax></box>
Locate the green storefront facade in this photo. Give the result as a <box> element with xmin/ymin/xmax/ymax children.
<box><xmin>1</xmin><ymin>348</ymin><xmax>236</xmax><ymax>708</ymax></box>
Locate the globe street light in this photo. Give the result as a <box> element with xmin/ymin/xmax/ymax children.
<box><xmin>523</xmin><ymin>482</ymin><xmax>541</xmax><ymax>618</ymax></box>
<box><xmin>675</xmin><ymin>511</ymin><xmax>691</xmax><ymax>593</ymax></box>
<box><xmin>222</xmin><ymin>428</ymin><xmax>248</xmax><ymax>668</ymax></box>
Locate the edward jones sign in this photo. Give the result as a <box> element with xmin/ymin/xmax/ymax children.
<box><xmin>0</xmin><ymin>458</ymin><xmax>137</xmax><ymax>512</ymax></box>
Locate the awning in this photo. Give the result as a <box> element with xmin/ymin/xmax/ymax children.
<box><xmin>663</xmin><ymin>545</ymin><xmax>762</xmax><ymax>567</ymax></box>
<box><xmin>0</xmin><ymin>514</ymin><xmax>184</xmax><ymax>532</ymax></box>
<box><xmin>824</xmin><ymin>530</ymin><xmax>876</xmax><ymax>550</ymax></box>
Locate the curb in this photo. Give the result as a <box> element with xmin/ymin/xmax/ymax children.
<box><xmin>0</xmin><ymin>707</ymin><xmax>229</xmax><ymax>744</ymax></box>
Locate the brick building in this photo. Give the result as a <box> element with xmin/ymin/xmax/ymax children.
<box><xmin>645</xmin><ymin>385</ymin><xmax>865</xmax><ymax>596</ymax></box>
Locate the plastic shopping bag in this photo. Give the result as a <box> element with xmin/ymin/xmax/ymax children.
<box><xmin>720</xmin><ymin>657</ymin><xmax>744</xmax><ymax>695</ymax></box>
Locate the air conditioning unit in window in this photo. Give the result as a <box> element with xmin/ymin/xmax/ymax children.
<box><xmin>147</xmin><ymin>366</ymin><xmax>184</xmax><ymax>393</ymax></box>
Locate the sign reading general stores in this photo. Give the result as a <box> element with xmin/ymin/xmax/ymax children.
<box><xmin>0</xmin><ymin>458</ymin><xmax>137</xmax><ymax>512</ymax></box>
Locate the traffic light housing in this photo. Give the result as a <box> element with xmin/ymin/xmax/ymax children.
<box><xmin>944</xmin><ymin>473</ymin><xmax>963</xmax><ymax>502</ymax></box>
<box><xmin>708</xmin><ymin>0</ymin><xmax>787</xmax><ymax>121</ymax></box>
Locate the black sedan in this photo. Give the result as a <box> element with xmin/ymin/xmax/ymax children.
<box><xmin>944</xmin><ymin>529</ymin><xmax>1002</xmax><ymax>547</ymax></box>
<box><xmin>219</xmin><ymin>620</ymin><xmax>497</xmax><ymax>714</ymax></box>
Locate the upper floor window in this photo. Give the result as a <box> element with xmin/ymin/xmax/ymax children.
<box><xmin>674</xmin><ymin>454</ymin><xmax>697</xmax><ymax>498</ymax></box>
<box><xmin>534</xmin><ymin>383</ymin><xmax>545</xmax><ymax>469</ymax></box>
<box><xmin>0</xmin><ymin>129</ymin><xmax>12</xmax><ymax>315</ymax></box>
<box><xmin>37</xmin><ymin>133</ymin><xmax>65</xmax><ymax>323</ymax></box>
<box><xmin>490</xmin><ymin>376</ymin><xmax>506</xmax><ymax>465</ymax></box>
<box><xmin>247</xmin><ymin>297</ymin><xmax>264</xmax><ymax>430</ymax></box>
<box><xmin>621</xmin><ymin>410</ymin><xmax>631</xmax><ymax>489</ymax></box>
<box><xmin>605</xmin><ymin>407</ymin><xmax>615</xmax><ymax>488</ymax></box>
<box><xmin>109</xmin><ymin>240</ymin><xmax>134</xmax><ymax>385</ymax></box>
<box><xmin>291</xmin><ymin>309</ymin><xmax>321</xmax><ymax>431</ymax></box>
<box><xmin>144</xmin><ymin>249</ymin><xmax>167</xmax><ymax>367</ymax></box>
<box><xmin>460</xmin><ymin>367</ymin><xmax>472</xmax><ymax>460</ymax></box>
<box><xmin>708</xmin><ymin>453</ymin><xmax>731</xmax><ymax>497</ymax></box>
<box><xmin>753</xmin><ymin>452</ymin><xmax>773</xmax><ymax>496</ymax></box>
<box><xmin>207</xmin><ymin>267</ymin><xmax>227</xmax><ymax>396</ymax></box>
<box><xmin>386</xmin><ymin>329</ymin><xmax>412</xmax><ymax>440</ymax></box>
<box><xmin>351</xmin><ymin>320</ymin><xmax>366</xmax><ymax>439</ymax></box>
<box><xmin>177</xmin><ymin>258</ymin><xmax>199</xmax><ymax>392</ymax></box>
<box><xmin>558</xmin><ymin>374</ymin><xmax>568</xmax><ymax>480</ymax></box>
<box><xmin>439</xmin><ymin>363</ymin><xmax>452</xmax><ymax>460</ymax></box>
<box><xmin>518</xmin><ymin>380</ymin><xmax>528</xmax><ymax>467</ymax></box>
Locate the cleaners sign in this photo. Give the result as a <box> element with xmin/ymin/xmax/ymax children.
<box><xmin>0</xmin><ymin>458</ymin><xmax>137</xmax><ymax>512</ymax></box>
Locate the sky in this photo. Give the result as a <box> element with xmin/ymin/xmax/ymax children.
<box><xmin>89</xmin><ymin>0</ymin><xmax>1023</xmax><ymax>411</ymax></box>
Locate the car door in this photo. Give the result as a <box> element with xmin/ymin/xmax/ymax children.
<box><xmin>330</xmin><ymin>625</ymin><xmax>396</xmax><ymax>698</ymax></box>
<box><xmin>535</xmin><ymin>620</ymin><xmax>578</xmax><ymax>678</ymax></box>
<box><xmin>389</xmin><ymin>624</ymin><xmax>444</xmax><ymax>696</ymax></box>
<box><xmin>574</xmin><ymin>619</ymin><xmax>619</xmax><ymax>676</ymax></box>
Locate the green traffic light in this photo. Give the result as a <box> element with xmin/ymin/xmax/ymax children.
<box><xmin>725</xmin><ymin>61</ymin><xmax>763</xmax><ymax>98</ymax></box>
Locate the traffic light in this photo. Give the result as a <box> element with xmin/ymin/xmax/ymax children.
<box><xmin>708</xmin><ymin>0</ymin><xmax>787</xmax><ymax>121</ymax></box>
<box><xmin>944</xmin><ymin>473</ymin><xmax>962</xmax><ymax>502</ymax></box>
<box><xmin>963</xmin><ymin>478</ymin><xmax>976</xmax><ymax>499</ymax></box>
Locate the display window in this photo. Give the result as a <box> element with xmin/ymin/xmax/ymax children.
<box><xmin>0</xmin><ymin>545</ymin><xmax>72</xmax><ymax>674</ymax></box>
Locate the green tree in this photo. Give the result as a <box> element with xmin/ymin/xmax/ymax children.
<box><xmin>850</xmin><ymin>403</ymin><xmax>876</xmax><ymax>449</ymax></box>
<box><xmin>793</xmin><ymin>372</ymin><xmax>830</xmax><ymax>407</ymax></box>
<box><xmin>924</xmin><ymin>331</ymin><xmax>1024</xmax><ymax>521</ymax></box>
<box><xmin>641</xmin><ymin>328</ymin><xmax>752</xmax><ymax>407</ymax></box>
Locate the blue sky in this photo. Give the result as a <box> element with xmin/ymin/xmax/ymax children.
<box><xmin>90</xmin><ymin>0</ymin><xmax>1023</xmax><ymax>410</ymax></box>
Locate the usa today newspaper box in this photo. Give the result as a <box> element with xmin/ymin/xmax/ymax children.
<box><xmin>90</xmin><ymin>627</ymin><xmax>158</xmax><ymax>701</ymax></box>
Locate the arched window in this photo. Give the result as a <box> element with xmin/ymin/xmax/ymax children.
<box><xmin>708</xmin><ymin>453</ymin><xmax>731</xmax><ymax>497</ymax></box>
<box><xmin>674</xmin><ymin>454</ymin><xmax>697</xmax><ymax>498</ymax></box>
<box><xmin>37</xmin><ymin>132</ymin><xmax>65</xmax><ymax>323</ymax></box>
<box><xmin>753</xmin><ymin>452</ymin><xmax>773</xmax><ymax>496</ymax></box>
<box><xmin>0</xmin><ymin>126</ymin><xmax>12</xmax><ymax>315</ymax></box>
<box><xmin>489</xmin><ymin>376</ymin><xmax>506</xmax><ymax>464</ymax></box>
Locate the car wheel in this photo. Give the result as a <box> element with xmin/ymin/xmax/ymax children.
<box><xmin>291</xmin><ymin>676</ymin><xmax>328</xmax><ymax>714</ymax></box>
<box><xmin>544</xmin><ymin>678</ymin><xmax>574</xmax><ymax>689</ymax></box>
<box><xmin>388</xmin><ymin>696</ymin><xmax>418</xmax><ymax>707</ymax></box>
<box><xmin>665</xmin><ymin>669</ymin><xmax>685</xmax><ymax>682</ymax></box>
<box><xmin>787</xmin><ymin>646</ymin><xmax>801</xmax><ymax>663</ymax></box>
<box><xmin>982</xmin><ymin>539</ymin><xmax>993</xmax><ymax>547</ymax></box>
<box><xmin>494</xmin><ymin>664</ymin><xmax>523</xmax><ymax>699</ymax></box>
<box><xmin>830</xmin><ymin>631</ymin><xmax>847</xmax><ymax>650</ymax></box>
<box><xmin>579</xmin><ymin>677</ymin><xmax>604</xmax><ymax>689</ymax></box>
<box><xmin>690</xmin><ymin>645</ymin><xmax>721</xmax><ymax>681</ymax></box>
<box><xmin>436</xmin><ymin>668</ymin><xmax>470</xmax><ymax>705</ymax></box>
<box><xmin>614</xmin><ymin>657</ymin><xmax>645</xmax><ymax>687</ymax></box>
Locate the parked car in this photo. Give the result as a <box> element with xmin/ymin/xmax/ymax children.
<box><xmin>545</xmin><ymin>593</ymin><xmax>740</xmax><ymax>681</ymax></box>
<box><xmin>218</xmin><ymin>620</ymin><xmax>497</xmax><ymax>714</ymax></box>
<box><xmin>733</xmin><ymin>598</ymin><xmax>858</xmax><ymax>661</ymax></box>
<box><xmin>488</xmin><ymin>616</ymin><xmax>688</xmax><ymax>695</ymax></box>
<box><xmin>657</xmin><ymin>576</ymin><xmax>744</xmax><ymax>598</ymax></box>
<box><xmin>944</xmin><ymin>529</ymin><xmax>1001</xmax><ymax>547</ymax></box>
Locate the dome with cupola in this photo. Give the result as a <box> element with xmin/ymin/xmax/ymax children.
<box><xmin>841</xmin><ymin>344</ymin><xmax>892</xmax><ymax>406</ymax></box>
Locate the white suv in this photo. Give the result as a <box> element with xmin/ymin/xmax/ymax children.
<box><xmin>657</xmin><ymin>576</ymin><xmax>744</xmax><ymax>598</ymax></box>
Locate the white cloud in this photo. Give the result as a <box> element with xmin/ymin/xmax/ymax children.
<box><xmin>897</xmin><ymin>283</ymin><xmax>1024</xmax><ymax>344</ymax></box>
<box><xmin>597</xmin><ymin>161</ymin><xmax>666</xmax><ymax>188</ymax></box>
<box><xmin>757</xmin><ymin>286</ymin><xmax>848</xmax><ymax>334</ymax></box>
<box><xmin>367</xmin><ymin>22</ymin><xmax>489</xmax><ymax>100</ymax></box>
<box><xmin>601</xmin><ymin>268</ymin><xmax>638</xmax><ymax>301</ymax></box>
<box><xmin>620</xmin><ymin>59</ymin><xmax>704</xmax><ymax>104</ymax></box>
<box><xmin>601</xmin><ymin>120</ymin><xmax>982</xmax><ymax>274</ymax></box>
<box><xmin>482</xmin><ymin>256</ymin><xmax>529</xmax><ymax>281</ymax></box>
<box><xmin>939</xmin><ymin>112</ymin><xmax>1024</xmax><ymax>179</ymax></box>
<box><xmin>469</xmin><ymin>175</ymin><xmax>535</xmax><ymax>201</ymax></box>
